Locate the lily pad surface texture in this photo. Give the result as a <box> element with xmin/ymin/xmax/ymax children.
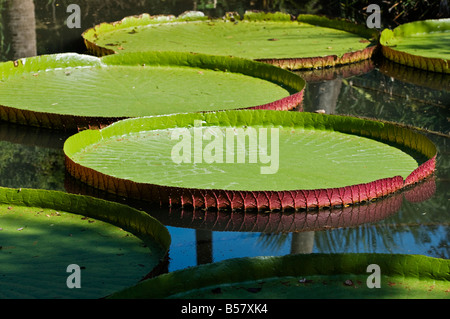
<box><xmin>0</xmin><ymin>51</ymin><xmax>304</xmax><ymax>130</ymax></box>
<box><xmin>380</xmin><ymin>18</ymin><xmax>450</xmax><ymax>73</ymax></box>
<box><xmin>82</xmin><ymin>11</ymin><xmax>378</xmax><ymax>70</ymax></box>
<box><xmin>0</xmin><ymin>187</ymin><xmax>170</xmax><ymax>299</ymax></box>
<box><xmin>107</xmin><ymin>253</ymin><xmax>450</xmax><ymax>299</ymax></box>
<box><xmin>63</xmin><ymin>110</ymin><xmax>437</xmax><ymax>211</ymax></box>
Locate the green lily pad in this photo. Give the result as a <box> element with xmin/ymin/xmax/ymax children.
<box><xmin>0</xmin><ymin>51</ymin><xmax>304</xmax><ymax>130</ymax></box>
<box><xmin>0</xmin><ymin>187</ymin><xmax>170</xmax><ymax>299</ymax></box>
<box><xmin>107</xmin><ymin>253</ymin><xmax>450</xmax><ymax>299</ymax></box>
<box><xmin>380</xmin><ymin>19</ymin><xmax>450</xmax><ymax>73</ymax></box>
<box><xmin>82</xmin><ymin>11</ymin><xmax>378</xmax><ymax>69</ymax></box>
<box><xmin>63</xmin><ymin>110</ymin><xmax>436</xmax><ymax>211</ymax></box>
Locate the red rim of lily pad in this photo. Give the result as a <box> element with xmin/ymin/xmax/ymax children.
<box><xmin>63</xmin><ymin>110</ymin><xmax>437</xmax><ymax>212</ymax></box>
<box><xmin>64</xmin><ymin>173</ymin><xmax>436</xmax><ymax>232</ymax></box>
<box><xmin>82</xmin><ymin>11</ymin><xmax>379</xmax><ymax>70</ymax></box>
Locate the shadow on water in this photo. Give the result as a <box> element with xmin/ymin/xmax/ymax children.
<box><xmin>0</xmin><ymin>0</ymin><xmax>448</xmax><ymax>294</ymax></box>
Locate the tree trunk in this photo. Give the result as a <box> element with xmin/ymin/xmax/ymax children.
<box><xmin>196</xmin><ymin>229</ymin><xmax>213</xmax><ymax>265</ymax></box>
<box><xmin>290</xmin><ymin>231</ymin><xmax>315</xmax><ymax>254</ymax></box>
<box><xmin>309</xmin><ymin>78</ymin><xmax>343</xmax><ymax>114</ymax></box>
<box><xmin>6</xmin><ymin>0</ymin><xmax>37</xmax><ymax>59</ymax></box>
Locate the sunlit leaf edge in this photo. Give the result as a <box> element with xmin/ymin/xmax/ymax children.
<box><xmin>380</xmin><ymin>19</ymin><xmax>450</xmax><ymax>74</ymax></box>
<box><xmin>107</xmin><ymin>253</ymin><xmax>450</xmax><ymax>299</ymax></box>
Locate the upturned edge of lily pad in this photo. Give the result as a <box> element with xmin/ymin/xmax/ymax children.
<box><xmin>106</xmin><ymin>253</ymin><xmax>450</xmax><ymax>299</ymax></box>
<box><xmin>380</xmin><ymin>19</ymin><xmax>450</xmax><ymax>74</ymax></box>
<box><xmin>63</xmin><ymin>110</ymin><xmax>437</xmax><ymax>212</ymax></box>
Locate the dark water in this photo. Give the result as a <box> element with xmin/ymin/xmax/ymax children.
<box><xmin>0</xmin><ymin>1</ymin><xmax>448</xmax><ymax>276</ymax></box>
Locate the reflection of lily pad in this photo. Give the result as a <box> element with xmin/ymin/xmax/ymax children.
<box><xmin>0</xmin><ymin>187</ymin><xmax>170</xmax><ymax>299</ymax></box>
<box><xmin>64</xmin><ymin>110</ymin><xmax>436</xmax><ymax>211</ymax></box>
<box><xmin>64</xmin><ymin>173</ymin><xmax>436</xmax><ymax>232</ymax></box>
<box><xmin>82</xmin><ymin>11</ymin><xmax>378</xmax><ymax>69</ymax></box>
<box><xmin>295</xmin><ymin>59</ymin><xmax>375</xmax><ymax>83</ymax></box>
<box><xmin>108</xmin><ymin>253</ymin><xmax>450</xmax><ymax>298</ymax></box>
<box><xmin>0</xmin><ymin>52</ymin><xmax>304</xmax><ymax>130</ymax></box>
<box><xmin>378</xmin><ymin>58</ymin><xmax>450</xmax><ymax>91</ymax></box>
<box><xmin>380</xmin><ymin>19</ymin><xmax>450</xmax><ymax>73</ymax></box>
<box><xmin>142</xmin><ymin>175</ymin><xmax>437</xmax><ymax>232</ymax></box>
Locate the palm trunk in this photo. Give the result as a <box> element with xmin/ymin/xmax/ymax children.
<box><xmin>310</xmin><ymin>78</ymin><xmax>343</xmax><ymax>114</ymax></box>
<box><xmin>196</xmin><ymin>229</ymin><xmax>213</xmax><ymax>265</ymax></box>
<box><xmin>290</xmin><ymin>231</ymin><xmax>315</xmax><ymax>254</ymax></box>
<box><xmin>6</xmin><ymin>0</ymin><xmax>37</xmax><ymax>59</ymax></box>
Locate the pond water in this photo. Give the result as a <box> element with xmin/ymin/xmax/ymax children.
<box><xmin>0</xmin><ymin>0</ymin><xmax>448</xmax><ymax>286</ymax></box>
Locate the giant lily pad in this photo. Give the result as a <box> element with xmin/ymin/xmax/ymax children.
<box><xmin>82</xmin><ymin>11</ymin><xmax>378</xmax><ymax>70</ymax></box>
<box><xmin>380</xmin><ymin>19</ymin><xmax>450</xmax><ymax>73</ymax></box>
<box><xmin>63</xmin><ymin>110</ymin><xmax>437</xmax><ymax>211</ymax></box>
<box><xmin>0</xmin><ymin>187</ymin><xmax>170</xmax><ymax>299</ymax></box>
<box><xmin>0</xmin><ymin>51</ymin><xmax>304</xmax><ymax>130</ymax></box>
<box><xmin>107</xmin><ymin>253</ymin><xmax>450</xmax><ymax>299</ymax></box>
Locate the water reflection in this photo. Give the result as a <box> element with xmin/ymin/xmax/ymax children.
<box><xmin>295</xmin><ymin>59</ymin><xmax>375</xmax><ymax>114</ymax></box>
<box><xmin>378</xmin><ymin>58</ymin><xmax>450</xmax><ymax>92</ymax></box>
<box><xmin>301</xmin><ymin>57</ymin><xmax>450</xmax><ymax>136</ymax></box>
<box><xmin>0</xmin><ymin>122</ymin><xmax>68</xmax><ymax>190</ymax></box>
<box><xmin>101</xmin><ymin>176</ymin><xmax>435</xmax><ymax>233</ymax></box>
<box><xmin>64</xmin><ymin>171</ymin><xmax>443</xmax><ymax>267</ymax></box>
